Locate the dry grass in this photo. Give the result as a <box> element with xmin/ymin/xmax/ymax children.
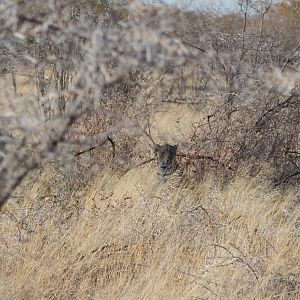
<box><xmin>0</xmin><ymin>3</ymin><xmax>299</xmax><ymax>299</ymax></box>
<box><xmin>151</xmin><ymin>103</ymin><xmax>205</xmax><ymax>144</ymax></box>
<box><xmin>1</xmin><ymin>164</ymin><xmax>300</xmax><ymax>299</ymax></box>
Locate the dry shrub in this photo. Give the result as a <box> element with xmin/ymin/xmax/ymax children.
<box><xmin>0</xmin><ymin>2</ymin><xmax>299</xmax><ymax>298</ymax></box>
<box><xmin>0</xmin><ymin>0</ymin><xmax>299</xmax><ymax>209</ymax></box>
<box><xmin>131</xmin><ymin>2</ymin><xmax>300</xmax><ymax>184</ymax></box>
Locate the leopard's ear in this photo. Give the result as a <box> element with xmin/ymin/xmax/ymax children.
<box><xmin>154</xmin><ymin>144</ymin><xmax>161</xmax><ymax>152</ymax></box>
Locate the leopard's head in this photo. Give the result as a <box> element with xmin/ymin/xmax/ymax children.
<box><xmin>154</xmin><ymin>144</ymin><xmax>178</xmax><ymax>177</ymax></box>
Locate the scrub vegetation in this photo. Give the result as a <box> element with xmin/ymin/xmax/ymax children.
<box><xmin>0</xmin><ymin>0</ymin><xmax>299</xmax><ymax>299</ymax></box>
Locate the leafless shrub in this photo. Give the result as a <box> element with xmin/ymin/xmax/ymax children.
<box><xmin>0</xmin><ymin>1</ymin><xmax>190</xmax><ymax>208</ymax></box>
<box><xmin>138</xmin><ymin>0</ymin><xmax>300</xmax><ymax>184</ymax></box>
<box><xmin>0</xmin><ymin>0</ymin><xmax>299</xmax><ymax>210</ymax></box>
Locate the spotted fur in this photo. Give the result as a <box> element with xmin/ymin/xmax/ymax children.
<box><xmin>154</xmin><ymin>144</ymin><xmax>179</xmax><ymax>180</ymax></box>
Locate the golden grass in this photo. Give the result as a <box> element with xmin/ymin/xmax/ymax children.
<box><xmin>0</xmin><ymin>67</ymin><xmax>299</xmax><ymax>298</ymax></box>
<box><xmin>1</xmin><ymin>164</ymin><xmax>300</xmax><ymax>299</ymax></box>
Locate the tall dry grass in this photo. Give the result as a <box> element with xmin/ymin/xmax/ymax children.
<box><xmin>1</xmin><ymin>164</ymin><xmax>299</xmax><ymax>299</ymax></box>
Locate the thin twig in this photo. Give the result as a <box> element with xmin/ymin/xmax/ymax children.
<box><xmin>75</xmin><ymin>135</ymin><xmax>115</xmax><ymax>158</ymax></box>
<box><xmin>176</xmin><ymin>153</ymin><xmax>232</xmax><ymax>170</ymax></box>
<box><xmin>124</xmin><ymin>157</ymin><xmax>156</xmax><ymax>173</ymax></box>
<box><xmin>275</xmin><ymin>170</ymin><xmax>300</xmax><ymax>186</ymax></box>
<box><xmin>281</xmin><ymin>42</ymin><xmax>300</xmax><ymax>72</ymax></box>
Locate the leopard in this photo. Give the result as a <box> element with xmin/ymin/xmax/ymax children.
<box><xmin>154</xmin><ymin>143</ymin><xmax>181</xmax><ymax>181</ymax></box>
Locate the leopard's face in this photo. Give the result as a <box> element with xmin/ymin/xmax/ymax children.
<box><xmin>154</xmin><ymin>144</ymin><xmax>178</xmax><ymax>177</ymax></box>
